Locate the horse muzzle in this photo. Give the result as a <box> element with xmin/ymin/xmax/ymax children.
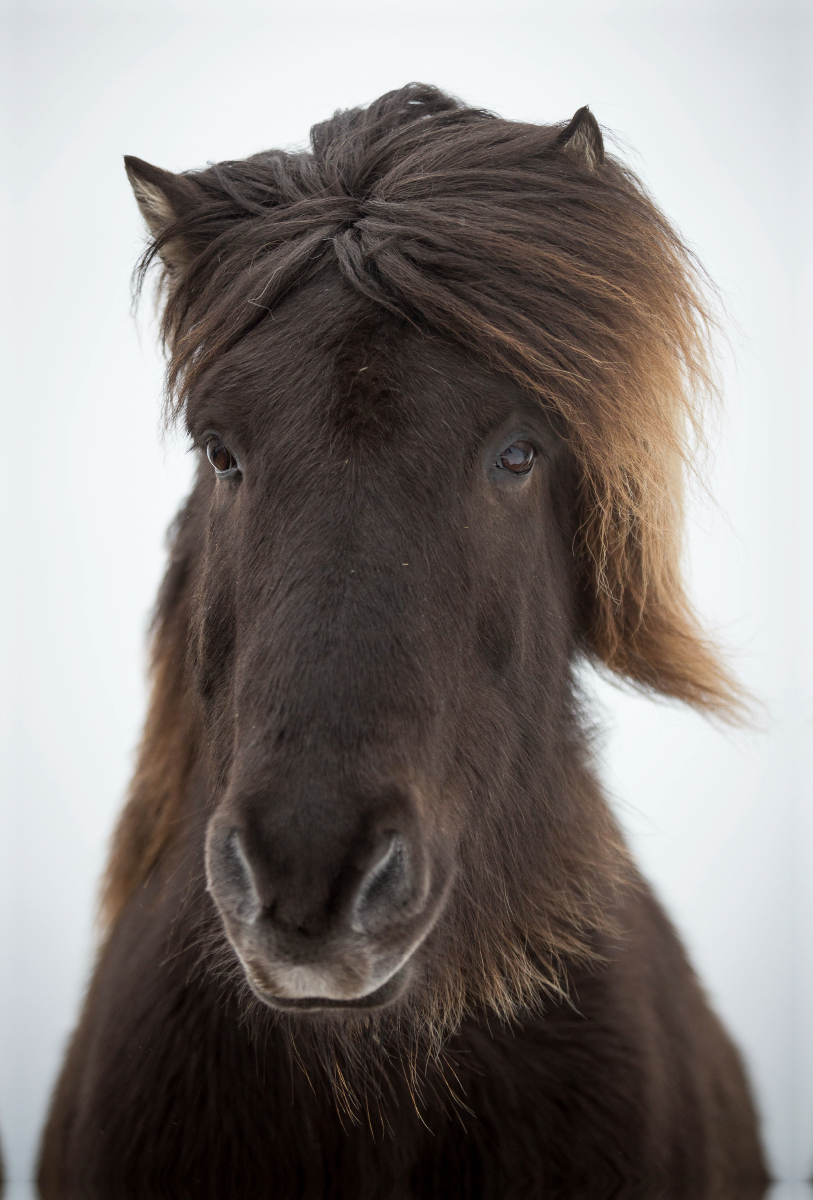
<box><xmin>205</xmin><ymin>813</ymin><xmax>454</xmax><ymax>1012</ymax></box>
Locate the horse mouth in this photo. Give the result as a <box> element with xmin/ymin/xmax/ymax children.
<box><xmin>245</xmin><ymin>959</ymin><xmax>413</xmax><ymax>1013</ymax></box>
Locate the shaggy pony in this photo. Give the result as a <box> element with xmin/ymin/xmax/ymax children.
<box><xmin>108</xmin><ymin>85</ymin><xmax>735</xmax><ymax>935</ymax></box>
<box><xmin>40</xmin><ymin>85</ymin><xmax>764</xmax><ymax>1199</ymax></box>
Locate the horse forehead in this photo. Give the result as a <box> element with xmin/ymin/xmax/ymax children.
<box><xmin>271</xmin><ymin>304</ymin><xmax>486</xmax><ymax>416</ymax></box>
<box><xmin>190</xmin><ymin>268</ymin><xmax>520</xmax><ymax>442</ymax></box>
<box><xmin>265</xmin><ymin>322</ymin><xmax>511</xmax><ymax>444</ymax></box>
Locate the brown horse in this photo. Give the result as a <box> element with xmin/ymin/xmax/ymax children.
<box><xmin>39</xmin><ymin>85</ymin><xmax>767</xmax><ymax>1198</ymax></box>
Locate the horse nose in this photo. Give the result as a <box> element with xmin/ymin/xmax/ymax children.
<box><xmin>203</xmin><ymin>792</ymin><xmax>446</xmax><ymax>1008</ymax></box>
<box><xmin>204</xmin><ymin>811</ymin><xmax>439</xmax><ymax>1005</ymax></box>
<box><xmin>209</xmin><ymin>825</ymin><xmax>417</xmax><ymax>935</ymax></box>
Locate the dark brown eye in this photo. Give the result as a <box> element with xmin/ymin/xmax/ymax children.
<box><xmin>206</xmin><ymin>436</ymin><xmax>239</xmax><ymax>477</ymax></box>
<box><xmin>497</xmin><ymin>440</ymin><xmax>535</xmax><ymax>474</ymax></box>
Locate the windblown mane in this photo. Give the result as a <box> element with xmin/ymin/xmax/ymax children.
<box><xmin>104</xmin><ymin>83</ymin><xmax>740</xmax><ymax>941</ymax></box>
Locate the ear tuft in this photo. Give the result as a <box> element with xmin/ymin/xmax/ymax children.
<box><xmin>556</xmin><ymin>106</ymin><xmax>604</xmax><ymax>171</ymax></box>
<box><xmin>124</xmin><ymin>156</ymin><xmax>200</xmax><ymax>270</ymax></box>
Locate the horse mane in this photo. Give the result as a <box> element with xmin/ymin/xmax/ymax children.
<box><xmin>103</xmin><ymin>83</ymin><xmax>742</xmax><ymax>933</ymax></box>
<box><xmin>136</xmin><ymin>83</ymin><xmax>741</xmax><ymax>712</ymax></box>
<box><xmin>100</xmin><ymin>495</ymin><xmax>200</xmax><ymax>932</ymax></box>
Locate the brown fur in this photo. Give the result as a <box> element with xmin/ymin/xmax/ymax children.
<box><xmin>40</xmin><ymin>85</ymin><xmax>766</xmax><ymax>1198</ymax></box>
<box><xmin>149</xmin><ymin>89</ymin><xmax>737</xmax><ymax>706</ymax></box>
<box><xmin>103</xmin><ymin>87</ymin><xmax>739</xmax><ymax>936</ymax></box>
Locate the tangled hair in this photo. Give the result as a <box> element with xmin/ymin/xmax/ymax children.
<box><xmin>128</xmin><ymin>82</ymin><xmax>739</xmax><ymax>717</ymax></box>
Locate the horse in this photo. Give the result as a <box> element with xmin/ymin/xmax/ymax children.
<box><xmin>38</xmin><ymin>84</ymin><xmax>768</xmax><ymax>1198</ymax></box>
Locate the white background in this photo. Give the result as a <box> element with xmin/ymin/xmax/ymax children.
<box><xmin>2</xmin><ymin>0</ymin><xmax>811</xmax><ymax>1187</ymax></box>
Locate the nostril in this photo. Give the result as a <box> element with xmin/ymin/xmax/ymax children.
<box><xmin>351</xmin><ymin>833</ymin><xmax>412</xmax><ymax>935</ymax></box>
<box><xmin>208</xmin><ymin>828</ymin><xmax>262</xmax><ymax>924</ymax></box>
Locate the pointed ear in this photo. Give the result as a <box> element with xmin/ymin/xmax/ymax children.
<box><xmin>555</xmin><ymin>106</ymin><xmax>604</xmax><ymax>171</ymax></box>
<box><xmin>124</xmin><ymin>156</ymin><xmax>203</xmax><ymax>271</ymax></box>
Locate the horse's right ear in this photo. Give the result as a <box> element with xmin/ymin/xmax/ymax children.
<box><xmin>124</xmin><ymin>156</ymin><xmax>203</xmax><ymax>272</ymax></box>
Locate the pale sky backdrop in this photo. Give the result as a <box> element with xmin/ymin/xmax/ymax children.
<box><xmin>2</xmin><ymin>0</ymin><xmax>811</xmax><ymax>1188</ymax></box>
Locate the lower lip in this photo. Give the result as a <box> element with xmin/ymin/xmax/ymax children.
<box><xmin>248</xmin><ymin>961</ymin><xmax>412</xmax><ymax>1013</ymax></box>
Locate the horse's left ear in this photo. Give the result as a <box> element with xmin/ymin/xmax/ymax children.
<box><xmin>555</xmin><ymin>107</ymin><xmax>604</xmax><ymax>170</ymax></box>
<box><xmin>124</xmin><ymin>156</ymin><xmax>204</xmax><ymax>272</ymax></box>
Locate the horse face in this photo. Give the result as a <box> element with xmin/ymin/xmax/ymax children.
<box><xmin>191</xmin><ymin>270</ymin><xmax>576</xmax><ymax>1013</ymax></box>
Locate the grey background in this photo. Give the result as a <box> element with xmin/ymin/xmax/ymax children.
<box><xmin>2</xmin><ymin>0</ymin><xmax>810</xmax><ymax>1187</ymax></box>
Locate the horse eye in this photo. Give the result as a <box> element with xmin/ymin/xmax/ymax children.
<box><xmin>206</xmin><ymin>436</ymin><xmax>239</xmax><ymax>477</ymax></box>
<box><xmin>497</xmin><ymin>440</ymin><xmax>535</xmax><ymax>474</ymax></box>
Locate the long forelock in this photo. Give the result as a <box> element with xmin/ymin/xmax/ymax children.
<box><xmin>138</xmin><ymin>84</ymin><xmax>739</xmax><ymax>714</ymax></box>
